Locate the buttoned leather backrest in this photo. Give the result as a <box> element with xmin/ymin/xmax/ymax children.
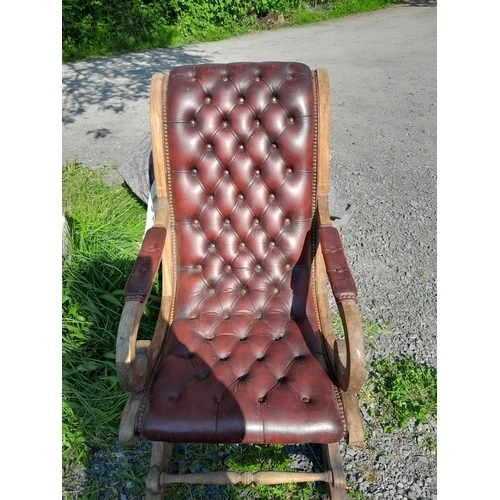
<box><xmin>166</xmin><ymin>62</ymin><xmax>317</xmax><ymax>323</ymax></box>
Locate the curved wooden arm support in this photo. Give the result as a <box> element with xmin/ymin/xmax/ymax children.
<box><xmin>317</xmin><ymin>196</ymin><xmax>365</xmax><ymax>394</ymax></box>
<box><xmin>116</xmin><ymin>225</ymin><xmax>169</xmax><ymax>393</ymax></box>
<box><xmin>333</xmin><ymin>299</ymin><xmax>365</xmax><ymax>394</ymax></box>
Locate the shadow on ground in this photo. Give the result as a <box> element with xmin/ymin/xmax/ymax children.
<box><xmin>62</xmin><ymin>47</ymin><xmax>213</xmax><ymax>125</ymax></box>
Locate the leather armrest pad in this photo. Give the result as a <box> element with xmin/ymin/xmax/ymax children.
<box><xmin>319</xmin><ymin>225</ymin><xmax>358</xmax><ymax>302</ymax></box>
<box><xmin>123</xmin><ymin>226</ymin><xmax>166</xmax><ymax>302</ymax></box>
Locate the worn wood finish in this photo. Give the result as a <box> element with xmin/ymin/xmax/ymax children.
<box><xmin>316</xmin><ymin>68</ymin><xmax>331</xmax><ymax>198</ymax></box>
<box><xmin>118</xmin><ymin>392</ymin><xmax>142</xmax><ymax>445</ymax></box>
<box><xmin>322</xmin><ymin>443</ymin><xmax>347</xmax><ymax>500</ymax></box>
<box><xmin>315</xmin><ymin>67</ymin><xmax>365</xmax><ymax>455</ymax></box>
<box><xmin>146</xmin><ymin>442</ymin><xmax>174</xmax><ymax>500</ymax></box>
<box><xmin>159</xmin><ymin>470</ymin><xmax>333</xmax><ymax>486</ymax></box>
<box><xmin>116</xmin><ymin>300</ymin><xmax>150</xmax><ymax>392</ymax></box>
<box><xmin>116</xmin><ymin>287</ymin><xmax>172</xmax><ymax>394</ymax></box>
<box><xmin>344</xmin><ymin>390</ymin><xmax>364</xmax><ymax>446</ymax></box>
<box><xmin>335</xmin><ymin>299</ymin><xmax>365</xmax><ymax>394</ymax></box>
<box><xmin>116</xmin><ymin>74</ymin><xmax>174</xmax><ymax>398</ymax></box>
<box><xmin>150</xmin><ymin>73</ymin><xmax>169</xmax><ymax>199</ymax></box>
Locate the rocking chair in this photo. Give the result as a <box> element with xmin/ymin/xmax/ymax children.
<box><xmin>116</xmin><ymin>62</ymin><xmax>365</xmax><ymax>499</ymax></box>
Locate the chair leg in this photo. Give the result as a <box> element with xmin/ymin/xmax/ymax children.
<box><xmin>322</xmin><ymin>442</ymin><xmax>347</xmax><ymax>500</ymax></box>
<box><xmin>145</xmin><ymin>442</ymin><xmax>173</xmax><ymax>500</ymax></box>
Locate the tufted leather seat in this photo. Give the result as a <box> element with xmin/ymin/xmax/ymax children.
<box><xmin>117</xmin><ymin>62</ymin><xmax>365</xmax><ymax>498</ymax></box>
<box><xmin>135</xmin><ymin>63</ymin><xmax>347</xmax><ymax>444</ymax></box>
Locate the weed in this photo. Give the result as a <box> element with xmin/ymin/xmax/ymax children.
<box><xmin>372</xmin><ymin>356</ymin><xmax>437</xmax><ymax>432</ymax></box>
<box><xmin>347</xmin><ymin>483</ymin><xmax>368</xmax><ymax>499</ymax></box>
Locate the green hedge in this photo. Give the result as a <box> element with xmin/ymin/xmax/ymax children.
<box><xmin>62</xmin><ymin>2</ymin><xmax>402</xmax><ymax>73</ymax></box>
<box><xmin>62</xmin><ymin>0</ymin><xmax>306</xmax><ymax>61</ymax></box>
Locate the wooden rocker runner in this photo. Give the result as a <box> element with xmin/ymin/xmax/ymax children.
<box><xmin>116</xmin><ymin>62</ymin><xmax>365</xmax><ymax>499</ymax></box>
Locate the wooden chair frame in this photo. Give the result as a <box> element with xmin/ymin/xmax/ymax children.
<box><xmin>116</xmin><ymin>67</ymin><xmax>365</xmax><ymax>500</ymax></box>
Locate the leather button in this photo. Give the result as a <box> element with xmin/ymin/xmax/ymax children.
<box><xmin>284</xmin><ymin>218</ymin><xmax>290</xmax><ymax>225</ymax></box>
<box><xmin>239</xmin><ymin>242</ymin><xmax>246</xmax><ymax>249</ymax></box>
<box><xmin>238</xmin><ymin>96</ymin><xmax>244</xmax><ymax>103</ymax></box>
<box><xmin>254</xmin><ymin>76</ymin><xmax>260</xmax><ymax>81</ymax></box>
<box><xmin>221</xmin><ymin>121</ymin><xmax>228</xmax><ymax>128</ymax></box>
<box><xmin>224</xmin><ymin>169</ymin><xmax>229</xmax><ymax>176</ymax></box>
<box><xmin>238</xmin><ymin>194</ymin><xmax>244</xmax><ymax>200</ymax></box>
<box><xmin>208</xmin><ymin>194</ymin><xmax>214</xmax><ymax>201</ymax></box>
<box><xmin>287</xmin><ymin>75</ymin><xmax>293</xmax><ymax>80</ymax></box>
<box><xmin>190</xmin><ymin>77</ymin><xmax>196</xmax><ymax>81</ymax></box>
<box><xmin>196</xmin><ymin>264</ymin><xmax>202</xmax><ymax>271</ymax></box>
<box><xmin>209</xmin><ymin>243</ymin><xmax>216</xmax><ymax>251</ymax></box>
<box><xmin>255</xmin><ymin>169</ymin><xmax>261</xmax><ymax>176</ymax></box>
<box><xmin>193</xmin><ymin>219</ymin><xmax>199</xmax><ymax>225</ymax></box>
<box><xmin>285</xmin><ymin>264</ymin><xmax>291</xmax><ymax>270</ymax></box>
<box><xmin>222</xmin><ymin>75</ymin><xmax>228</xmax><ymax>81</ymax></box>
<box><xmin>288</xmin><ymin>117</ymin><xmax>294</xmax><ymax>124</ymax></box>
<box><xmin>302</xmin><ymin>397</ymin><xmax>310</xmax><ymax>403</ymax></box>
<box><xmin>287</xmin><ymin>167</ymin><xmax>293</xmax><ymax>174</ymax></box>
<box><xmin>206</xmin><ymin>144</ymin><xmax>212</xmax><ymax>150</ymax></box>
<box><xmin>273</xmin><ymin>287</ymin><xmax>279</xmax><ymax>294</ymax></box>
<box><xmin>258</xmin><ymin>396</ymin><xmax>265</xmax><ymax>402</ymax></box>
<box><xmin>270</xmin><ymin>193</ymin><xmax>275</xmax><ymax>200</ymax></box>
<box><xmin>209</xmin><ymin>288</ymin><xmax>216</xmax><ymax>296</ymax></box>
<box><xmin>255</xmin><ymin>311</ymin><xmax>263</xmax><ymax>319</ymax></box>
<box><xmin>255</xmin><ymin>264</ymin><xmax>262</xmax><ymax>271</ymax></box>
<box><xmin>256</xmin><ymin>355</ymin><xmax>264</xmax><ymax>362</ymax></box>
<box><xmin>254</xmin><ymin>218</ymin><xmax>260</xmax><ymax>226</ymax></box>
<box><xmin>254</xmin><ymin>120</ymin><xmax>260</xmax><ymax>127</ymax></box>
<box><xmin>238</xmin><ymin>144</ymin><xmax>244</xmax><ymax>150</ymax></box>
<box><xmin>240</xmin><ymin>289</ymin><xmax>248</xmax><ymax>296</ymax></box>
<box><xmin>224</xmin><ymin>219</ymin><xmax>230</xmax><ymax>225</ymax></box>
<box><xmin>269</xmin><ymin>241</ymin><xmax>275</xmax><ymax>248</ymax></box>
<box><xmin>224</xmin><ymin>264</ymin><xmax>231</xmax><ymax>272</ymax></box>
<box><xmin>271</xmin><ymin>96</ymin><xmax>277</xmax><ymax>102</ymax></box>
<box><xmin>191</xmin><ymin>168</ymin><xmax>197</xmax><ymax>175</ymax></box>
<box><xmin>271</xmin><ymin>143</ymin><xmax>277</xmax><ymax>149</ymax></box>
<box><xmin>205</xmin><ymin>96</ymin><xmax>211</xmax><ymax>103</ymax></box>
<box><xmin>189</xmin><ymin>119</ymin><xmax>196</xmax><ymax>126</ymax></box>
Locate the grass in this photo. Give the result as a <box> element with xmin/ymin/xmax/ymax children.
<box><xmin>62</xmin><ymin>162</ymin><xmax>149</xmax><ymax>468</ymax></box>
<box><xmin>62</xmin><ymin>0</ymin><xmax>403</xmax><ymax>62</ymax></box>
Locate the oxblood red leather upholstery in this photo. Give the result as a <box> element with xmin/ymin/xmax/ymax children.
<box><xmin>137</xmin><ymin>63</ymin><xmax>347</xmax><ymax>444</ymax></box>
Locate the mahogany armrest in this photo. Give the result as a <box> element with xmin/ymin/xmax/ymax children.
<box><xmin>124</xmin><ymin>226</ymin><xmax>166</xmax><ymax>302</ymax></box>
<box><xmin>318</xmin><ymin>225</ymin><xmax>357</xmax><ymax>303</ymax></box>
<box><xmin>318</xmin><ymin>222</ymin><xmax>365</xmax><ymax>394</ymax></box>
<box><xmin>116</xmin><ymin>225</ymin><xmax>167</xmax><ymax>393</ymax></box>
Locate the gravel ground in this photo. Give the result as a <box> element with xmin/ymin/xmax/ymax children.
<box><xmin>63</xmin><ymin>4</ymin><xmax>437</xmax><ymax>499</ymax></box>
